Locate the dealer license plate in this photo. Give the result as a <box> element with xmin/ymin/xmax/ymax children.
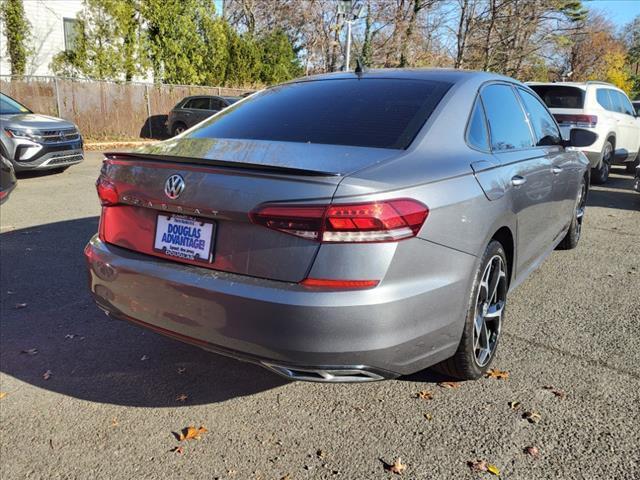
<box><xmin>153</xmin><ymin>214</ymin><xmax>215</xmax><ymax>263</ymax></box>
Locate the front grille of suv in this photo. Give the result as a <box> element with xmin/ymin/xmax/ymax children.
<box><xmin>38</xmin><ymin>129</ymin><xmax>81</xmax><ymax>143</ymax></box>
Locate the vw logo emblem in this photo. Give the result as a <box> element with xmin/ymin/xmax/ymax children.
<box><xmin>164</xmin><ymin>174</ymin><xmax>185</xmax><ymax>200</ymax></box>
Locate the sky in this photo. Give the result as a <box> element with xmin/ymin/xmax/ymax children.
<box><xmin>586</xmin><ymin>0</ymin><xmax>640</xmax><ymax>27</ymax></box>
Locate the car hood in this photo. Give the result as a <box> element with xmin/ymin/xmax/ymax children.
<box><xmin>0</xmin><ymin>113</ymin><xmax>77</xmax><ymax>130</ymax></box>
<box><xmin>130</xmin><ymin>137</ymin><xmax>400</xmax><ymax>176</ymax></box>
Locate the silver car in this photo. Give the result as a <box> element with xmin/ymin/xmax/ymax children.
<box><xmin>0</xmin><ymin>93</ymin><xmax>84</xmax><ymax>172</ymax></box>
<box><xmin>85</xmin><ymin>69</ymin><xmax>594</xmax><ymax>382</ymax></box>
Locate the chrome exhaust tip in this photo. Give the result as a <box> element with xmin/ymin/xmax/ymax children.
<box><xmin>261</xmin><ymin>363</ymin><xmax>386</xmax><ymax>383</ymax></box>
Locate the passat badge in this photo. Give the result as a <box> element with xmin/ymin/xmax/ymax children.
<box><xmin>164</xmin><ymin>174</ymin><xmax>185</xmax><ymax>200</ymax></box>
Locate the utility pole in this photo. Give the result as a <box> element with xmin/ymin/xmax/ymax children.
<box><xmin>338</xmin><ymin>0</ymin><xmax>362</xmax><ymax>72</ymax></box>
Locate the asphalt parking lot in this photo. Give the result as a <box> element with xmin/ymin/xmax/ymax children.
<box><xmin>1</xmin><ymin>151</ymin><xmax>639</xmax><ymax>479</ymax></box>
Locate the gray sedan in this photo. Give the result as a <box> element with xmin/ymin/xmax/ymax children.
<box><xmin>86</xmin><ymin>69</ymin><xmax>594</xmax><ymax>382</ymax></box>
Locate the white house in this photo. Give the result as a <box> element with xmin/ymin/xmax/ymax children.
<box><xmin>0</xmin><ymin>0</ymin><xmax>83</xmax><ymax>77</ymax></box>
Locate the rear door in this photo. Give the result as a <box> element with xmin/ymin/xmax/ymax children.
<box><xmin>181</xmin><ymin>97</ymin><xmax>215</xmax><ymax>127</ymax></box>
<box><xmin>481</xmin><ymin>83</ymin><xmax>556</xmax><ymax>276</ymax></box>
<box><xmin>610</xmin><ymin>90</ymin><xmax>640</xmax><ymax>158</ymax></box>
<box><xmin>516</xmin><ymin>87</ymin><xmax>576</xmax><ymax>234</ymax></box>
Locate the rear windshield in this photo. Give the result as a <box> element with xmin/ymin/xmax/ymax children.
<box><xmin>187</xmin><ymin>78</ymin><xmax>452</xmax><ymax>149</ymax></box>
<box><xmin>528</xmin><ymin>85</ymin><xmax>585</xmax><ymax>109</ymax></box>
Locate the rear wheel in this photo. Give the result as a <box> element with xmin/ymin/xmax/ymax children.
<box><xmin>591</xmin><ymin>141</ymin><xmax>612</xmax><ymax>184</ymax></box>
<box><xmin>557</xmin><ymin>176</ymin><xmax>587</xmax><ymax>250</ymax></box>
<box><xmin>625</xmin><ymin>156</ymin><xmax>639</xmax><ymax>174</ymax></box>
<box><xmin>171</xmin><ymin>122</ymin><xmax>187</xmax><ymax>137</ymax></box>
<box><xmin>435</xmin><ymin>240</ymin><xmax>508</xmax><ymax>380</ymax></box>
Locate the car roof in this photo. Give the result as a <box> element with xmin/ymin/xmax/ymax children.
<box><xmin>287</xmin><ymin>68</ymin><xmax>516</xmax><ymax>86</ymax></box>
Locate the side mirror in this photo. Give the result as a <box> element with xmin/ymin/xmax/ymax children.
<box><xmin>562</xmin><ymin>128</ymin><xmax>598</xmax><ymax>148</ymax></box>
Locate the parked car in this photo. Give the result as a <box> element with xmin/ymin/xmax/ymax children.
<box><xmin>634</xmin><ymin>161</ymin><xmax>640</xmax><ymax>193</ymax></box>
<box><xmin>0</xmin><ymin>154</ymin><xmax>17</xmax><ymax>204</ymax></box>
<box><xmin>166</xmin><ymin>95</ymin><xmax>241</xmax><ymax>137</ymax></box>
<box><xmin>86</xmin><ymin>69</ymin><xmax>595</xmax><ymax>383</ymax></box>
<box><xmin>0</xmin><ymin>93</ymin><xmax>84</xmax><ymax>172</ymax></box>
<box><xmin>527</xmin><ymin>81</ymin><xmax>640</xmax><ymax>183</ymax></box>
<box><xmin>633</xmin><ymin>100</ymin><xmax>640</xmax><ymax>116</ymax></box>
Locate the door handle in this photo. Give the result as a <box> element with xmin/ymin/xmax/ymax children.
<box><xmin>511</xmin><ymin>175</ymin><xmax>527</xmax><ymax>186</ymax></box>
<box><xmin>552</xmin><ymin>166</ymin><xmax>563</xmax><ymax>175</ymax></box>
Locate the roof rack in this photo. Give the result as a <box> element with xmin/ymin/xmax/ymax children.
<box><xmin>585</xmin><ymin>80</ymin><xmax>614</xmax><ymax>86</ymax></box>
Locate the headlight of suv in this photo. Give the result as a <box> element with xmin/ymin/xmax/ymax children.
<box><xmin>3</xmin><ymin>127</ymin><xmax>43</xmax><ymax>142</ymax></box>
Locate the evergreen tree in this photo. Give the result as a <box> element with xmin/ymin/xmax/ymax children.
<box><xmin>1</xmin><ymin>0</ymin><xmax>31</xmax><ymax>75</ymax></box>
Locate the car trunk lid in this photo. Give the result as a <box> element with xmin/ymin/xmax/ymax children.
<box><xmin>98</xmin><ymin>139</ymin><xmax>397</xmax><ymax>282</ymax></box>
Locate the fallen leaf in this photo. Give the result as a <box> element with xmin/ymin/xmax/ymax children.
<box><xmin>522</xmin><ymin>411</ymin><xmax>541</xmax><ymax>424</ymax></box>
<box><xmin>140</xmin><ymin>355</ymin><xmax>149</xmax><ymax>361</ymax></box>
<box><xmin>42</xmin><ymin>370</ymin><xmax>52</xmax><ymax>380</ymax></box>
<box><xmin>7</xmin><ymin>290</ymin><xmax>15</xmax><ymax>295</ymax></box>
<box><xmin>485</xmin><ymin>368</ymin><xmax>509</xmax><ymax>380</ymax></box>
<box><xmin>468</xmin><ymin>459</ymin><xmax>488</xmax><ymax>472</ymax></box>
<box><xmin>65</xmin><ymin>334</ymin><xmax>76</xmax><ymax>339</ymax></box>
<box><xmin>175</xmin><ymin>393</ymin><xmax>188</xmax><ymax>402</ymax></box>
<box><xmin>508</xmin><ymin>401</ymin><xmax>521</xmax><ymax>410</ymax></box>
<box><xmin>438</xmin><ymin>381</ymin><xmax>460</xmax><ymax>389</ymax></box>
<box><xmin>316</xmin><ymin>449</ymin><xmax>326</xmax><ymax>458</ymax></box>
<box><xmin>0</xmin><ymin>392</ymin><xmax>7</xmax><ymax>400</ymax></box>
<box><xmin>15</xmin><ymin>303</ymin><xmax>27</xmax><ymax>309</ymax></box>
<box><xmin>280</xmin><ymin>475</ymin><xmax>291</xmax><ymax>480</ymax></box>
<box><xmin>424</xmin><ymin>413</ymin><xmax>433</xmax><ymax>421</ymax></box>
<box><xmin>178</xmin><ymin>425</ymin><xmax>207</xmax><ymax>441</ymax></box>
<box><xmin>21</xmin><ymin>348</ymin><xmax>38</xmax><ymax>355</ymax></box>
<box><xmin>524</xmin><ymin>446</ymin><xmax>540</xmax><ymax>459</ymax></box>
<box><xmin>177</xmin><ymin>367</ymin><xmax>186</xmax><ymax>374</ymax></box>
<box><xmin>487</xmin><ymin>464</ymin><xmax>500</xmax><ymax>476</ymax></box>
<box><xmin>386</xmin><ymin>458</ymin><xmax>407</xmax><ymax>475</ymax></box>
<box><xmin>170</xmin><ymin>446</ymin><xmax>184</xmax><ymax>455</ymax></box>
<box><xmin>416</xmin><ymin>390</ymin><xmax>433</xmax><ymax>400</ymax></box>
<box><xmin>542</xmin><ymin>385</ymin><xmax>565</xmax><ymax>398</ymax></box>
<box><xmin>111</xmin><ymin>418</ymin><xmax>118</xmax><ymax>427</ymax></box>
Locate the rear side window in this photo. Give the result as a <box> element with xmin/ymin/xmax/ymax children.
<box><xmin>528</xmin><ymin>85</ymin><xmax>585</xmax><ymax>109</ymax></box>
<box><xmin>184</xmin><ymin>98</ymin><xmax>210</xmax><ymax>110</ymax></box>
<box><xmin>613</xmin><ymin>91</ymin><xmax>635</xmax><ymax>116</ymax></box>
<box><xmin>481</xmin><ymin>84</ymin><xmax>533</xmax><ymax>151</ymax></box>
<box><xmin>596</xmin><ymin>89</ymin><xmax>613</xmax><ymax>111</ymax></box>
<box><xmin>517</xmin><ymin>88</ymin><xmax>562</xmax><ymax>146</ymax></box>
<box><xmin>210</xmin><ymin>98</ymin><xmax>226</xmax><ymax>111</ymax></box>
<box><xmin>466</xmin><ymin>98</ymin><xmax>489</xmax><ymax>151</ymax></box>
<box><xmin>187</xmin><ymin>79</ymin><xmax>452</xmax><ymax>149</ymax></box>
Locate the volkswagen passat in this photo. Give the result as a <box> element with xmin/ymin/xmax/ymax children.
<box><xmin>85</xmin><ymin>69</ymin><xmax>595</xmax><ymax>382</ymax></box>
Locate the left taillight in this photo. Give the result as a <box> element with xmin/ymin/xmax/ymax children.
<box><xmin>96</xmin><ymin>177</ymin><xmax>119</xmax><ymax>206</ymax></box>
<box><xmin>250</xmin><ymin>198</ymin><xmax>429</xmax><ymax>243</ymax></box>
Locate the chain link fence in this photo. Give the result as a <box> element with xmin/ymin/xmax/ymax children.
<box><xmin>0</xmin><ymin>76</ymin><xmax>255</xmax><ymax>140</ymax></box>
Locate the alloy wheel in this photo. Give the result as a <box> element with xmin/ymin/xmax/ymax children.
<box><xmin>473</xmin><ymin>255</ymin><xmax>507</xmax><ymax>367</ymax></box>
<box><xmin>574</xmin><ymin>179</ymin><xmax>587</xmax><ymax>240</ymax></box>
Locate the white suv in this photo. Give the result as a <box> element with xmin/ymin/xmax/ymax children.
<box><xmin>528</xmin><ymin>81</ymin><xmax>640</xmax><ymax>184</ymax></box>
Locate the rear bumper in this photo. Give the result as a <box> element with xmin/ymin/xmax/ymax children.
<box><xmin>85</xmin><ymin>235</ymin><xmax>474</xmax><ymax>380</ymax></box>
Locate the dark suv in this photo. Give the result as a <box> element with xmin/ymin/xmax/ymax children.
<box><xmin>166</xmin><ymin>95</ymin><xmax>240</xmax><ymax>137</ymax></box>
<box><xmin>0</xmin><ymin>93</ymin><xmax>84</xmax><ymax>172</ymax></box>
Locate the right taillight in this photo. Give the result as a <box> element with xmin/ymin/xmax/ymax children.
<box><xmin>250</xmin><ymin>198</ymin><xmax>429</xmax><ymax>243</ymax></box>
<box><xmin>96</xmin><ymin>177</ymin><xmax>119</xmax><ymax>206</ymax></box>
<box><xmin>553</xmin><ymin>114</ymin><xmax>597</xmax><ymax>128</ymax></box>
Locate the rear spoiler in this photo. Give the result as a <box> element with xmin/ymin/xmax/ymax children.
<box><xmin>103</xmin><ymin>152</ymin><xmax>340</xmax><ymax>177</ymax></box>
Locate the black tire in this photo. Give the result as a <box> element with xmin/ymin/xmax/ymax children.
<box><xmin>434</xmin><ymin>240</ymin><xmax>508</xmax><ymax>380</ymax></box>
<box><xmin>171</xmin><ymin>122</ymin><xmax>187</xmax><ymax>137</ymax></box>
<box><xmin>591</xmin><ymin>141</ymin><xmax>613</xmax><ymax>184</ymax></box>
<box><xmin>557</xmin><ymin>176</ymin><xmax>587</xmax><ymax>250</ymax></box>
<box><xmin>625</xmin><ymin>156</ymin><xmax>639</xmax><ymax>174</ymax></box>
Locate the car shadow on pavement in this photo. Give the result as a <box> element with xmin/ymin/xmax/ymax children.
<box><xmin>0</xmin><ymin>217</ymin><xmax>286</xmax><ymax>407</ymax></box>
<box><xmin>587</xmin><ymin>172</ymin><xmax>640</xmax><ymax>212</ymax></box>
